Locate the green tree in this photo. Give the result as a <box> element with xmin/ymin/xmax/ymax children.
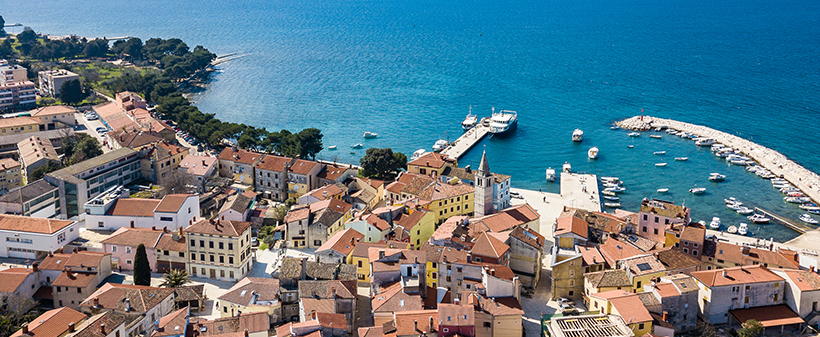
<box><xmin>82</xmin><ymin>39</ymin><xmax>109</xmax><ymax>58</ymax></box>
<box><xmin>16</xmin><ymin>29</ymin><xmax>37</xmax><ymax>45</ymax></box>
<box><xmin>0</xmin><ymin>15</ymin><xmax>5</xmax><ymax>37</ymax></box>
<box><xmin>297</xmin><ymin>128</ymin><xmax>323</xmax><ymax>159</ymax></box>
<box><xmin>62</xmin><ymin>133</ymin><xmax>103</xmax><ymax>165</ymax></box>
<box><xmin>111</xmin><ymin>37</ymin><xmax>143</xmax><ymax>59</ymax></box>
<box><xmin>0</xmin><ymin>296</ymin><xmax>39</xmax><ymax>336</ymax></box>
<box><xmin>737</xmin><ymin>319</ymin><xmax>764</xmax><ymax>337</ymax></box>
<box><xmin>159</xmin><ymin>269</ymin><xmax>190</xmax><ymax>288</ymax></box>
<box><xmin>360</xmin><ymin>147</ymin><xmax>407</xmax><ymax>179</ymax></box>
<box><xmin>133</xmin><ymin>244</ymin><xmax>152</xmax><ymax>286</ymax></box>
<box><xmin>30</xmin><ymin>161</ymin><xmax>63</xmax><ymax>181</ymax></box>
<box><xmin>59</xmin><ymin>79</ymin><xmax>84</xmax><ymax>104</ymax></box>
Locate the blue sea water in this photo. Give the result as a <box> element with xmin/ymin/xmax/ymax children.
<box><xmin>5</xmin><ymin>0</ymin><xmax>820</xmax><ymax>241</ymax></box>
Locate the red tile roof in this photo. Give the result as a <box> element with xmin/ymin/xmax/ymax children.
<box><xmin>554</xmin><ymin>215</ymin><xmax>588</xmax><ymax>239</ymax></box>
<box><xmin>408</xmin><ymin>152</ymin><xmax>452</xmax><ymax>169</ymax></box>
<box><xmin>52</xmin><ymin>270</ymin><xmax>98</xmax><ymax>288</ymax></box>
<box><xmin>0</xmin><ymin>268</ymin><xmax>35</xmax><ymax>293</ymax></box>
<box><xmin>471</xmin><ymin>232</ymin><xmax>509</xmax><ymax>259</ymax></box>
<box><xmin>289</xmin><ymin>159</ymin><xmax>323</xmax><ymax>175</ymax></box>
<box><xmin>217</xmin><ymin>147</ymin><xmax>262</xmax><ymax>165</ymax></box>
<box><xmin>317</xmin><ymin>228</ymin><xmax>364</xmax><ymax>256</ymax></box>
<box><xmin>102</xmin><ymin>227</ymin><xmax>163</xmax><ymax>247</ymax></box>
<box><xmin>0</xmin><ymin>214</ymin><xmax>74</xmax><ymax>234</ymax></box>
<box><xmin>81</xmin><ymin>283</ymin><xmax>175</xmax><ymax>312</ymax></box>
<box><xmin>371</xmin><ymin>281</ymin><xmax>423</xmax><ymax>313</ymax></box>
<box><xmin>153</xmin><ymin>307</ymin><xmax>188</xmax><ymax>337</ymax></box>
<box><xmin>184</xmin><ymin>219</ymin><xmax>251</xmax><ymax>237</ymax></box>
<box><xmin>692</xmin><ymin>265</ymin><xmax>784</xmax><ymax>287</ymax></box>
<box><xmin>394</xmin><ymin>310</ymin><xmax>438</xmax><ymax>336</ymax></box>
<box><xmin>155</xmin><ymin>194</ymin><xmax>193</xmax><ymax>213</ymax></box>
<box><xmin>599</xmin><ymin>238</ymin><xmax>644</xmax><ymax>267</ymax></box>
<box><xmin>729</xmin><ymin>304</ymin><xmax>804</xmax><ymax>327</ymax></box>
<box><xmin>774</xmin><ymin>269</ymin><xmax>820</xmax><ymax>292</ymax></box>
<box><xmin>11</xmin><ymin>307</ymin><xmax>87</xmax><ymax>337</ymax></box>
<box><xmin>255</xmin><ymin>154</ymin><xmax>291</xmax><ymax>172</ymax></box>
<box><xmin>39</xmin><ymin>251</ymin><xmax>109</xmax><ymax>271</ymax></box>
<box><xmin>105</xmin><ymin>198</ymin><xmax>161</xmax><ymax>217</ymax></box>
<box><xmin>591</xmin><ymin>290</ymin><xmax>653</xmax><ymax>324</ymax></box>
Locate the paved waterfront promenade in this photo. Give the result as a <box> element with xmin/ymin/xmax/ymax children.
<box><xmin>440</xmin><ymin>122</ymin><xmax>490</xmax><ymax>159</ymax></box>
<box><xmin>617</xmin><ymin>116</ymin><xmax>820</xmax><ymax>207</ymax></box>
<box><xmin>510</xmin><ymin>172</ymin><xmax>601</xmax><ymax>238</ymax></box>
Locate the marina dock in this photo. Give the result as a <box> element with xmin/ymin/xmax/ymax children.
<box><xmin>440</xmin><ymin>120</ymin><xmax>490</xmax><ymax>160</ymax></box>
<box><xmin>754</xmin><ymin>207</ymin><xmax>812</xmax><ymax>234</ymax></box>
<box><xmin>560</xmin><ymin>172</ymin><xmax>602</xmax><ymax>213</ymax></box>
<box><xmin>617</xmin><ymin>116</ymin><xmax>820</xmax><ymax>208</ymax></box>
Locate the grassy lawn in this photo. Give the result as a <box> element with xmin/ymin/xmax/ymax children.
<box><xmin>259</xmin><ymin>243</ymin><xmax>268</xmax><ymax>250</ymax></box>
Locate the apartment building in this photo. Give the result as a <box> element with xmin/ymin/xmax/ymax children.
<box><xmin>45</xmin><ymin>148</ymin><xmax>141</xmax><ymax>218</ymax></box>
<box><xmin>185</xmin><ymin>219</ymin><xmax>254</xmax><ymax>281</ymax></box>
<box><xmin>0</xmin><ymin>157</ymin><xmax>22</xmax><ymax>192</ymax></box>
<box><xmin>0</xmin><ymin>81</ymin><xmax>36</xmax><ymax>110</ymax></box>
<box><xmin>218</xmin><ymin>147</ymin><xmax>263</xmax><ymax>186</ymax></box>
<box><xmin>692</xmin><ymin>265</ymin><xmax>786</xmax><ymax>324</ymax></box>
<box><xmin>0</xmin><ymin>61</ymin><xmax>27</xmax><ymax>84</ymax></box>
<box><xmin>0</xmin><ymin>214</ymin><xmax>79</xmax><ymax>258</ymax></box>
<box><xmin>17</xmin><ymin>136</ymin><xmax>59</xmax><ymax>181</ymax></box>
<box><xmin>38</xmin><ymin>69</ymin><xmax>80</xmax><ymax>97</ymax></box>
<box><xmin>29</xmin><ymin>105</ymin><xmax>77</xmax><ymax>130</ymax></box>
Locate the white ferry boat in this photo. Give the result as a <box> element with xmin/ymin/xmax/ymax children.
<box><xmin>488</xmin><ymin>108</ymin><xmax>518</xmax><ymax>134</ymax></box>
<box><xmin>462</xmin><ymin>107</ymin><xmax>478</xmax><ymax>130</ymax></box>
<box><xmin>588</xmin><ymin>147</ymin><xmax>599</xmax><ymax>159</ymax></box>
<box><xmin>572</xmin><ymin>129</ymin><xmax>584</xmax><ymax>142</ymax></box>
<box><xmin>432</xmin><ymin>139</ymin><xmax>449</xmax><ymax>152</ymax></box>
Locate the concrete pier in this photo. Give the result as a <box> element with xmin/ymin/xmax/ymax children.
<box><xmin>617</xmin><ymin>115</ymin><xmax>820</xmax><ymax>207</ymax></box>
<box><xmin>440</xmin><ymin>120</ymin><xmax>490</xmax><ymax>160</ymax></box>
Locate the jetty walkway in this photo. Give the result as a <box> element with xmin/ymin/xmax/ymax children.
<box><xmin>440</xmin><ymin>120</ymin><xmax>490</xmax><ymax>160</ymax></box>
<box><xmin>617</xmin><ymin>116</ymin><xmax>820</xmax><ymax>207</ymax></box>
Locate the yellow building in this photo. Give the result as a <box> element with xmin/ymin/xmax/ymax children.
<box><xmin>0</xmin><ymin>158</ymin><xmax>22</xmax><ymax>192</ymax></box>
<box><xmin>346</xmin><ymin>241</ymin><xmax>410</xmax><ymax>283</ymax></box>
<box><xmin>551</xmin><ymin>214</ymin><xmax>589</xmax><ymax>300</ymax></box>
<box><xmin>588</xmin><ymin>290</ymin><xmax>653</xmax><ymax>336</ymax></box>
<box><xmin>394</xmin><ymin>208</ymin><xmax>435</xmax><ymax>249</ymax></box>
<box><xmin>217</xmin><ymin>147</ymin><xmax>263</xmax><ymax>185</ymax></box>
<box><xmin>664</xmin><ymin>222</ymin><xmax>684</xmax><ymax>247</ymax></box>
<box><xmin>423</xmin><ymin>243</ymin><xmax>468</xmax><ymax>289</ymax></box>
<box><xmin>406</xmin><ymin>152</ymin><xmax>457</xmax><ymax>177</ymax></box>
<box><xmin>0</xmin><ymin>116</ymin><xmax>39</xmax><ymax>135</ymax></box>
<box><xmin>619</xmin><ymin>255</ymin><xmax>666</xmax><ymax>293</ymax></box>
<box><xmin>216</xmin><ymin>277</ymin><xmax>282</xmax><ymax>319</ymax></box>
<box><xmin>385</xmin><ymin>172</ymin><xmax>474</xmax><ymax>224</ymax></box>
<box><xmin>582</xmin><ymin>269</ymin><xmax>632</xmax><ymax>306</ymax></box>
<box><xmin>286</xmin><ymin>159</ymin><xmax>325</xmax><ymax>199</ymax></box>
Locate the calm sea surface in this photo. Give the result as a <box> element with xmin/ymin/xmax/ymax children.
<box><xmin>6</xmin><ymin>0</ymin><xmax>820</xmax><ymax>241</ymax></box>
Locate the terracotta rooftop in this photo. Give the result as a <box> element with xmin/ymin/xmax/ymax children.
<box><xmin>217</xmin><ymin>147</ymin><xmax>262</xmax><ymax>165</ymax></box>
<box><xmin>218</xmin><ymin>277</ymin><xmax>280</xmax><ymax>305</ymax></box>
<box><xmin>639</xmin><ymin>199</ymin><xmax>689</xmax><ymax>220</ymax></box>
<box><xmin>30</xmin><ymin>105</ymin><xmax>75</xmax><ymax>117</ymax></box>
<box><xmin>584</xmin><ymin>269</ymin><xmax>631</xmax><ymax>289</ymax></box>
<box><xmin>679</xmin><ymin>225</ymin><xmax>705</xmax><ymax>243</ymax></box>
<box><xmin>255</xmin><ymin>154</ymin><xmax>291</xmax><ymax>172</ymax></box>
<box><xmin>184</xmin><ymin>219</ymin><xmax>251</xmax><ymax>237</ymax></box>
<box><xmin>0</xmin><ymin>268</ymin><xmax>35</xmax><ymax>293</ymax></box>
<box><xmin>774</xmin><ymin>268</ymin><xmax>820</xmax><ymax>292</ymax></box>
<box><xmin>350</xmin><ymin>242</ymin><xmax>389</xmax><ymax>258</ymax></box>
<box><xmin>11</xmin><ymin>307</ymin><xmax>87</xmax><ymax>337</ymax></box>
<box><xmin>285</xmin><ymin>206</ymin><xmax>311</xmax><ymax>223</ymax></box>
<box><xmin>509</xmin><ymin>226</ymin><xmax>545</xmax><ymax>249</ymax></box>
<box><xmin>599</xmin><ymin>238</ymin><xmax>644</xmax><ymax>267</ymax></box>
<box><xmin>729</xmin><ymin>304</ymin><xmax>804</xmax><ymax>328</ymax></box>
<box><xmin>104</xmin><ymin>198</ymin><xmax>161</xmax><ymax>217</ymax></box>
<box><xmin>393</xmin><ymin>210</ymin><xmax>428</xmax><ymax>232</ymax></box>
<box><xmin>39</xmin><ymin>251</ymin><xmax>109</xmax><ymax>271</ymax></box>
<box><xmin>152</xmin><ymin>307</ymin><xmax>188</xmax><ymax>337</ymax></box>
<box><xmin>468</xmin><ymin>203</ymin><xmax>540</xmax><ymax>236</ymax></box>
<box><xmin>372</xmin><ymin>281</ymin><xmax>423</xmax><ymax>313</ymax></box>
<box><xmin>317</xmin><ymin>228</ymin><xmax>364</xmax><ymax>256</ymax></box>
<box><xmin>470</xmin><ymin>232</ymin><xmax>509</xmax><ymax>259</ymax></box>
<box><xmin>554</xmin><ymin>215</ymin><xmax>588</xmax><ymax>239</ymax></box>
<box><xmin>656</xmin><ymin>247</ymin><xmax>702</xmax><ymax>271</ymax></box>
<box><xmin>394</xmin><ymin>310</ymin><xmax>438</xmax><ymax>336</ymax></box>
<box><xmin>289</xmin><ymin>159</ymin><xmax>323</xmax><ymax>175</ymax></box>
<box><xmin>591</xmin><ymin>290</ymin><xmax>653</xmax><ymax>324</ymax></box>
<box><xmin>81</xmin><ymin>283</ymin><xmax>175</xmax><ymax>312</ymax></box>
<box><xmin>0</xmin><ymin>213</ymin><xmax>74</xmax><ymax>234</ymax></box>
<box><xmin>17</xmin><ymin>136</ymin><xmax>59</xmax><ymax>168</ymax></box>
<box><xmin>408</xmin><ymin>152</ymin><xmax>452</xmax><ymax>169</ymax></box>
<box><xmin>620</xmin><ymin>254</ymin><xmax>666</xmax><ymax>277</ymax></box>
<box><xmin>578</xmin><ymin>245</ymin><xmax>605</xmax><ymax>266</ymax></box>
<box><xmin>52</xmin><ymin>270</ymin><xmax>98</xmax><ymax>288</ymax></box>
<box><xmin>178</xmin><ymin>155</ymin><xmax>218</xmax><ymax>177</ymax></box>
<box><xmin>298</xmin><ymin>280</ymin><xmax>357</xmax><ymax>299</ymax></box>
<box><xmin>691</xmin><ymin>265</ymin><xmax>784</xmax><ymax>287</ymax></box>
<box><xmin>155</xmin><ymin>194</ymin><xmax>193</xmax><ymax>213</ymax></box>
<box><xmin>438</xmin><ymin>303</ymin><xmax>475</xmax><ymax>326</ymax></box>
<box><xmin>189</xmin><ymin>311</ymin><xmax>270</xmax><ymax>336</ymax></box>
<box><xmin>705</xmin><ymin>241</ymin><xmax>799</xmax><ymax>269</ymax></box>
<box><xmin>102</xmin><ymin>227</ymin><xmax>163</xmax><ymax>248</ymax></box>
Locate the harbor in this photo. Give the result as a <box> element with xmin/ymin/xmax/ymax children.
<box><xmin>439</xmin><ymin>118</ymin><xmax>491</xmax><ymax>160</ymax></box>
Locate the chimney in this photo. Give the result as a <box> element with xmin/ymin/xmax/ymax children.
<box><xmin>68</xmin><ymin>322</ymin><xmax>76</xmax><ymax>333</ymax></box>
<box><xmin>93</xmin><ymin>297</ymin><xmax>100</xmax><ymax>308</ymax></box>
<box><xmin>73</xmin><ymin>247</ymin><xmax>78</xmax><ymax>253</ymax></box>
<box><xmin>378</xmin><ymin>250</ymin><xmax>385</xmax><ymax>260</ymax></box>
<box><xmin>454</xmin><ymin>297</ymin><xmax>460</xmax><ymax>305</ymax></box>
<box><xmin>100</xmin><ymin>324</ymin><xmax>106</xmax><ymax>335</ymax></box>
<box><xmin>662</xmin><ymin>311</ymin><xmax>668</xmax><ymax>322</ymax></box>
<box><xmin>414</xmin><ymin>321</ymin><xmax>418</xmax><ymax>331</ymax></box>
<box><xmin>152</xmin><ymin>226</ymin><xmax>156</xmax><ymax>231</ymax></box>
<box><xmin>202</xmin><ymin>160</ymin><xmax>206</xmax><ymax>166</ymax></box>
<box><xmin>722</xmin><ymin>270</ymin><xmax>727</xmax><ymax>278</ymax></box>
<box><xmin>21</xmin><ymin>323</ymin><xmax>28</xmax><ymax>334</ymax></box>
<box><xmin>244</xmin><ymin>329</ymin><xmax>249</xmax><ymax>337</ymax></box>
<box><xmin>32</xmin><ymin>262</ymin><xmax>39</xmax><ymax>272</ymax></box>
<box><xmin>125</xmin><ymin>298</ymin><xmax>132</xmax><ymax>312</ymax></box>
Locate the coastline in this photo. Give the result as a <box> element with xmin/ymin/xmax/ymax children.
<box><xmin>617</xmin><ymin>116</ymin><xmax>820</xmax><ymax>208</ymax></box>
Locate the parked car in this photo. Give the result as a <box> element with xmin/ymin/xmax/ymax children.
<box><xmin>510</xmin><ymin>191</ymin><xmax>523</xmax><ymax>199</ymax></box>
<box><xmin>86</xmin><ymin>113</ymin><xmax>99</xmax><ymax>121</ymax></box>
<box><xmin>251</xmin><ymin>237</ymin><xmax>259</xmax><ymax>247</ymax></box>
<box><xmin>556</xmin><ymin>298</ymin><xmax>574</xmax><ymax>306</ymax></box>
<box><xmin>95</xmin><ymin>127</ymin><xmax>108</xmax><ymax>134</ymax></box>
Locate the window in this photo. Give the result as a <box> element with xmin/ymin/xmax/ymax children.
<box><xmin>432</xmin><ymin>273</ymin><xmax>437</xmax><ymax>279</ymax></box>
<box><xmin>200</xmin><ymin>254</ymin><xmax>205</xmax><ymax>261</ymax></box>
<box><xmin>230</xmin><ymin>271</ymin><xmax>234</xmax><ymax>279</ymax></box>
<box><xmin>190</xmin><ymin>239</ymin><xmax>196</xmax><ymax>247</ymax></box>
<box><xmin>98</xmin><ymin>221</ymin><xmax>104</xmax><ymax>227</ymax></box>
<box><xmin>773</xmin><ymin>294</ymin><xmax>779</xmax><ymax>301</ymax></box>
<box><xmin>569</xmin><ymin>270</ymin><xmax>575</xmax><ymax>277</ymax></box>
<box><xmin>654</xmin><ymin>216</ymin><xmax>659</xmax><ymax>223</ymax></box>
<box><xmin>219</xmin><ymin>242</ymin><xmax>224</xmax><ymax>249</ymax></box>
<box><xmin>568</xmin><ymin>290</ymin><xmax>574</xmax><ymax>296</ymax></box>
<box><xmin>653</xmin><ymin>228</ymin><xmax>658</xmax><ymax>235</ymax></box>
<box><xmin>200</xmin><ymin>240</ymin><xmax>205</xmax><ymax>248</ymax></box>
<box><xmin>210</xmin><ymin>255</ymin><xmax>215</xmax><ymax>262</ymax></box>
<box><xmin>221</xmin><ymin>270</ymin><xmax>225</xmax><ymax>277</ymax></box>
<box><xmin>160</xmin><ymin>217</ymin><xmax>173</xmax><ymax>222</ymax></box>
<box><xmin>229</xmin><ymin>257</ymin><xmax>234</xmax><ymax>264</ymax></box>
<box><xmin>775</xmin><ymin>282</ymin><xmax>780</xmax><ymax>287</ymax></box>
<box><xmin>665</xmin><ymin>219</ymin><xmax>669</xmax><ymax>225</ymax></box>
<box><xmin>569</xmin><ymin>279</ymin><xmax>575</xmax><ymax>286</ymax></box>
<box><xmin>77</xmin><ymin>287</ymin><xmax>82</xmax><ymax>293</ymax></box>
<box><xmin>126</xmin><ymin>259</ymin><xmax>132</xmax><ymax>264</ymax></box>
<box><xmin>191</xmin><ymin>254</ymin><xmax>196</xmax><ymax>261</ymax></box>
<box><xmin>745</xmin><ymin>297</ymin><xmax>749</xmax><ymax>304</ymax></box>
<box><xmin>693</xmin><ymin>250</ymin><xmax>698</xmax><ymax>256</ymax></box>
<box><xmin>638</xmin><ymin>323</ymin><xmax>645</xmax><ymax>330</ymax></box>
<box><xmin>112</xmin><ymin>246</ymin><xmax>118</xmax><ymax>252</ymax></box>
<box><xmin>643</xmin><ymin>214</ymin><xmax>648</xmax><ymax>221</ymax></box>
<box><xmin>179</xmin><ymin>252</ymin><xmax>184</xmax><ymax>257</ymax></box>
<box><xmin>126</xmin><ymin>247</ymin><xmax>132</xmax><ymax>253</ymax></box>
<box><xmin>314</xmin><ymin>240</ymin><xmax>322</xmax><ymax>246</ymax></box>
<box><xmin>209</xmin><ymin>241</ymin><xmax>214</xmax><ymax>249</ymax></box>
<box><xmin>228</xmin><ymin>243</ymin><xmax>234</xmax><ymax>250</ymax></box>
<box><xmin>637</xmin><ymin>281</ymin><xmax>642</xmax><ymax>288</ymax></box>
<box><xmin>642</xmin><ymin>226</ymin><xmax>647</xmax><ymax>232</ymax></box>
<box><xmin>219</xmin><ymin>256</ymin><xmax>224</xmax><ymax>263</ymax></box>
<box><xmin>694</xmin><ymin>243</ymin><xmax>699</xmax><ymax>248</ymax></box>
<box><xmin>358</xmin><ymin>261</ymin><xmax>363</xmax><ymax>268</ymax></box>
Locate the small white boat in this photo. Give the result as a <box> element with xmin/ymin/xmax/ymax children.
<box><xmin>602</xmin><ymin>190</ymin><xmax>617</xmax><ymax>197</ymax></box>
<box><xmin>678</xmin><ymin>132</ymin><xmax>689</xmax><ymax>138</ymax></box>
<box><xmin>563</xmin><ymin>162</ymin><xmax>572</xmax><ymax>173</ymax></box>
<box><xmin>801</xmin><ymin>214</ymin><xmax>820</xmax><ymax>225</ymax></box>
<box><xmin>709</xmin><ymin>173</ymin><xmax>726</xmax><ymax>182</ymax></box>
<box><xmin>351</xmin><ymin>143</ymin><xmax>363</xmax><ymax>149</ymax></box>
<box><xmin>799</xmin><ymin>203</ymin><xmax>820</xmax><ymax>211</ymax></box>
<box><xmin>588</xmin><ymin>147</ymin><xmax>599</xmax><ymax>159</ymax></box>
<box><xmin>363</xmin><ymin>132</ymin><xmax>378</xmax><ymax>139</ymax></box>
<box><xmin>711</xmin><ymin>144</ymin><xmax>725</xmax><ymax>152</ymax></box>
<box><xmin>689</xmin><ymin>187</ymin><xmax>706</xmax><ymax>194</ymax></box>
<box><xmin>462</xmin><ymin>108</ymin><xmax>478</xmax><ymax>130</ymax></box>
<box><xmin>665</xmin><ymin>129</ymin><xmax>677</xmax><ymax>134</ymax></box>
<box><xmin>724</xmin><ymin>197</ymin><xmax>741</xmax><ymax>205</ymax></box>
<box><xmin>785</xmin><ymin>196</ymin><xmax>812</xmax><ymax>204</ymax></box>
<box><xmin>328</xmin><ymin>145</ymin><xmax>337</xmax><ymax>150</ymax></box>
<box><xmin>727</xmin><ymin>203</ymin><xmax>744</xmax><ymax>211</ymax></box>
<box><xmin>675</xmin><ymin>157</ymin><xmax>688</xmax><ymax>161</ymax></box>
<box><xmin>432</xmin><ymin>139</ymin><xmax>449</xmax><ymax>152</ymax></box>
<box><xmin>655</xmin><ymin>163</ymin><xmax>667</xmax><ymax>167</ymax></box>
<box><xmin>727</xmin><ymin>225</ymin><xmax>738</xmax><ymax>234</ymax></box>
<box><xmin>610</xmin><ymin>126</ymin><xmax>620</xmax><ymax>130</ymax></box>
<box><xmin>603</xmin><ymin>195</ymin><xmax>620</xmax><ymax>201</ymax></box>
<box><xmin>410</xmin><ymin>149</ymin><xmax>426</xmax><ymax>160</ymax></box>
<box><xmin>600</xmin><ymin>177</ymin><xmax>620</xmax><ymax>183</ymax></box>
<box><xmin>748</xmin><ymin>214</ymin><xmax>771</xmax><ymax>224</ymax></box>
<box><xmin>628</xmin><ymin>132</ymin><xmax>640</xmax><ymax>137</ymax></box>
<box><xmin>657</xmin><ymin>188</ymin><xmax>669</xmax><ymax>193</ymax></box>
<box><xmin>605</xmin><ymin>186</ymin><xmax>626</xmax><ymax>193</ymax></box>
<box><xmin>649</xmin><ymin>135</ymin><xmax>662</xmax><ymax>139</ymax></box>
<box><xmin>604</xmin><ymin>202</ymin><xmax>622</xmax><ymax>208</ymax></box>
<box><xmin>810</xmin><ymin>209</ymin><xmax>820</xmax><ymax>215</ymax></box>
<box><xmin>738</xmin><ymin>223</ymin><xmax>748</xmax><ymax>235</ymax></box>
<box><xmin>654</xmin><ymin>151</ymin><xmax>666</xmax><ymax>155</ymax></box>
<box><xmin>572</xmin><ymin>129</ymin><xmax>584</xmax><ymax>142</ymax></box>
<box><xmin>709</xmin><ymin>217</ymin><xmax>721</xmax><ymax>229</ymax></box>
<box><xmin>736</xmin><ymin>207</ymin><xmax>754</xmax><ymax>215</ymax></box>
<box><xmin>546</xmin><ymin>167</ymin><xmax>556</xmax><ymax>182</ymax></box>
<box><xmin>627</xmin><ymin>145</ymin><xmax>634</xmax><ymax>149</ymax></box>
<box><xmin>696</xmin><ymin>138</ymin><xmax>715</xmax><ymax>146</ymax></box>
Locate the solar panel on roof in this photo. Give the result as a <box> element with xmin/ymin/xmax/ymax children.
<box><xmin>628</xmin><ymin>235</ymin><xmax>638</xmax><ymax>243</ymax></box>
<box><xmin>637</xmin><ymin>263</ymin><xmax>652</xmax><ymax>271</ymax></box>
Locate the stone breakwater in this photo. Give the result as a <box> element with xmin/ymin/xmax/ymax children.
<box><xmin>616</xmin><ymin>115</ymin><xmax>820</xmax><ymax>207</ymax></box>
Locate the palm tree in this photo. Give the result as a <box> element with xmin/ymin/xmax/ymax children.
<box><xmin>160</xmin><ymin>268</ymin><xmax>190</xmax><ymax>288</ymax></box>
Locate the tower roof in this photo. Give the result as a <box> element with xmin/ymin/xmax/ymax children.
<box><xmin>478</xmin><ymin>150</ymin><xmax>491</xmax><ymax>177</ymax></box>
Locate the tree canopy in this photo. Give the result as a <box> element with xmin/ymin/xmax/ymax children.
<box><xmin>62</xmin><ymin>133</ymin><xmax>103</xmax><ymax>166</ymax></box>
<box><xmin>159</xmin><ymin>269</ymin><xmax>190</xmax><ymax>288</ymax></box>
<box><xmin>30</xmin><ymin>161</ymin><xmax>63</xmax><ymax>181</ymax></box>
<box><xmin>59</xmin><ymin>79</ymin><xmax>84</xmax><ymax>104</ymax></box>
<box><xmin>133</xmin><ymin>244</ymin><xmax>152</xmax><ymax>286</ymax></box>
<box><xmin>0</xmin><ymin>15</ymin><xmax>5</xmax><ymax>37</ymax></box>
<box><xmin>738</xmin><ymin>319</ymin><xmax>764</xmax><ymax>337</ymax></box>
<box><xmin>360</xmin><ymin>147</ymin><xmax>407</xmax><ymax>179</ymax></box>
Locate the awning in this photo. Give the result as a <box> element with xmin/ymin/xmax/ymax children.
<box><xmin>730</xmin><ymin>305</ymin><xmax>804</xmax><ymax>327</ymax></box>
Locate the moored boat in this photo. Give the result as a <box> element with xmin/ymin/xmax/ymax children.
<box><xmin>748</xmin><ymin>213</ymin><xmax>771</xmax><ymax>223</ymax></box>
<box><xmin>572</xmin><ymin>129</ymin><xmax>584</xmax><ymax>142</ymax></box>
<box><xmin>785</xmin><ymin>196</ymin><xmax>811</xmax><ymax>204</ymax></box>
<box><xmin>649</xmin><ymin>135</ymin><xmax>662</xmax><ymax>139</ymax></box>
<box><xmin>546</xmin><ymin>167</ymin><xmax>556</xmax><ymax>182</ymax></box>
<box><xmin>655</xmin><ymin>163</ymin><xmax>667</xmax><ymax>167</ymax></box>
<box><xmin>462</xmin><ymin>107</ymin><xmax>478</xmax><ymax>130</ymax></box>
<box><xmin>328</xmin><ymin>145</ymin><xmax>337</xmax><ymax>150</ymax></box>
<box><xmin>657</xmin><ymin>188</ymin><xmax>669</xmax><ymax>193</ymax></box>
<box><xmin>727</xmin><ymin>225</ymin><xmax>738</xmax><ymax>234</ymax></box>
<box><xmin>675</xmin><ymin>157</ymin><xmax>688</xmax><ymax>161</ymax></box>
<box><xmin>628</xmin><ymin>132</ymin><xmax>640</xmax><ymax>137</ymax></box>
<box><xmin>709</xmin><ymin>173</ymin><xmax>726</xmax><ymax>182</ymax></box>
<box><xmin>724</xmin><ymin>197</ymin><xmax>741</xmax><ymax>205</ymax></box>
<box><xmin>695</xmin><ymin>138</ymin><xmax>715</xmax><ymax>146</ymax></box>
<box><xmin>363</xmin><ymin>132</ymin><xmax>378</xmax><ymax>139</ymax></box>
<box><xmin>588</xmin><ymin>147</ymin><xmax>599</xmax><ymax>159</ymax></box>
<box><xmin>709</xmin><ymin>217</ymin><xmax>721</xmax><ymax>229</ymax></box>
<box><xmin>654</xmin><ymin>151</ymin><xmax>666</xmax><ymax>155</ymax></box>
<box><xmin>738</xmin><ymin>223</ymin><xmax>748</xmax><ymax>235</ymax></box>
<box><xmin>627</xmin><ymin>145</ymin><xmax>634</xmax><ymax>149</ymax></box>
<box><xmin>800</xmin><ymin>214</ymin><xmax>819</xmax><ymax>225</ymax></box>
<box><xmin>604</xmin><ymin>202</ymin><xmax>621</xmax><ymax>208</ymax></box>
<box><xmin>689</xmin><ymin>187</ymin><xmax>706</xmax><ymax>194</ymax></box>
<box><xmin>488</xmin><ymin>108</ymin><xmax>518</xmax><ymax>134</ymax></box>
<box><xmin>736</xmin><ymin>207</ymin><xmax>754</xmax><ymax>215</ymax></box>
<box><xmin>351</xmin><ymin>143</ymin><xmax>363</xmax><ymax>149</ymax></box>
<box><xmin>432</xmin><ymin>139</ymin><xmax>449</xmax><ymax>152</ymax></box>
<box><xmin>410</xmin><ymin>149</ymin><xmax>426</xmax><ymax>160</ymax></box>
<box><xmin>603</xmin><ymin>195</ymin><xmax>620</xmax><ymax>201</ymax></box>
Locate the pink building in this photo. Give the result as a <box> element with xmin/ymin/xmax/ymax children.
<box><xmin>637</xmin><ymin>199</ymin><xmax>690</xmax><ymax>243</ymax></box>
<box><xmin>101</xmin><ymin>226</ymin><xmax>186</xmax><ymax>272</ymax></box>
